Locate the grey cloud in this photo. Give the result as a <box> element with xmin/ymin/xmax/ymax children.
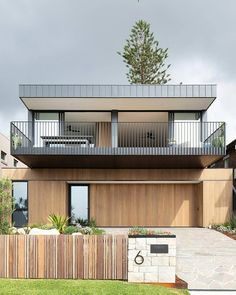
<box><xmin>0</xmin><ymin>0</ymin><xmax>235</xmax><ymax>141</ymax></box>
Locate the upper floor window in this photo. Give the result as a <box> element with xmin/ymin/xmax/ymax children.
<box><xmin>12</xmin><ymin>181</ymin><xmax>28</xmax><ymax>227</ymax></box>
<box><xmin>1</xmin><ymin>151</ymin><xmax>7</xmax><ymax>161</ymax></box>
<box><xmin>224</xmin><ymin>156</ymin><xmax>229</xmax><ymax>168</ymax></box>
<box><xmin>34</xmin><ymin>112</ymin><xmax>59</xmax><ymax>121</ymax></box>
<box><xmin>33</xmin><ymin>112</ymin><xmax>60</xmax><ymax>147</ymax></box>
<box><xmin>174</xmin><ymin>113</ymin><xmax>201</xmax><ymax>121</ymax></box>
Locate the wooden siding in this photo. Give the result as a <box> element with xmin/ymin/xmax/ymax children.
<box><xmin>2</xmin><ymin>168</ymin><xmax>233</xmax><ymax>226</ymax></box>
<box><xmin>28</xmin><ymin>181</ymin><xmax>67</xmax><ymax>224</ymax></box>
<box><xmin>2</xmin><ymin>168</ymin><xmax>233</xmax><ymax>182</ymax></box>
<box><xmin>202</xmin><ymin>181</ymin><xmax>232</xmax><ymax>226</ymax></box>
<box><xmin>90</xmin><ymin>184</ymin><xmax>201</xmax><ymax>226</ymax></box>
<box><xmin>96</xmin><ymin>122</ymin><xmax>111</xmax><ymax>147</ymax></box>
<box><xmin>195</xmin><ymin>182</ymin><xmax>203</xmax><ymax>226</ymax></box>
<box><xmin>0</xmin><ymin>235</ymin><xmax>127</xmax><ymax>280</ymax></box>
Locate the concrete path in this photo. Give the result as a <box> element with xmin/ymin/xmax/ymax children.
<box><xmin>103</xmin><ymin>227</ymin><xmax>236</xmax><ymax>290</ymax></box>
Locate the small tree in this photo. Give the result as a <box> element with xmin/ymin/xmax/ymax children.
<box><xmin>0</xmin><ymin>178</ymin><xmax>13</xmax><ymax>234</ymax></box>
<box><xmin>118</xmin><ymin>20</ymin><xmax>170</xmax><ymax>84</ymax></box>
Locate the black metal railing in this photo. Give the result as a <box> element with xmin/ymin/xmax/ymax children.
<box><xmin>11</xmin><ymin>121</ymin><xmax>225</xmax><ymax>155</ymax></box>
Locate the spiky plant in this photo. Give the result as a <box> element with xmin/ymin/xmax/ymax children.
<box><xmin>48</xmin><ymin>214</ymin><xmax>69</xmax><ymax>234</ymax></box>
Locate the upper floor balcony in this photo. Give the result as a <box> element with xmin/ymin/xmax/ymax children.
<box><xmin>11</xmin><ymin>120</ymin><xmax>225</xmax><ymax>168</ymax></box>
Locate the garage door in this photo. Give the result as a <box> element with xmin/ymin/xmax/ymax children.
<box><xmin>90</xmin><ymin>184</ymin><xmax>202</xmax><ymax>226</ymax></box>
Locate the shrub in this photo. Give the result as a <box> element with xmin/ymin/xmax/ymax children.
<box><xmin>229</xmin><ymin>214</ymin><xmax>236</xmax><ymax>229</ymax></box>
<box><xmin>79</xmin><ymin>226</ymin><xmax>93</xmax><ymax>235</ymax></box>
<box><xmin>212</xmin><ymin>214</ymin><xmax>236</xmax><ymax>234</ymax></box>
<box><xmin>75</xmin><ymin>218</ymin><xmax>89</xmax><ymax>226</ymax></box>
<box><xmin>128</xmin><ymin>226</ymin><xmax>172</xmax><ymax>236</ymax></box>
<box><xmin>91</xmin><ymin>227</ymin><xmax>105</xmax><ymax>235</ymax></box>
<box><xmin>75</xmin><ymin>218</ymin><xmax>97</xmax><ymax>227</ymax></box>
<box><xmin>64</xmin><ymin>226</ymin><xmax>79</xmax><ymax>235</ymax></box>
<box><xmin>48</xmin><ymin>214</ymin><xmax>69</xmax><ymax>233</ymax></box>
<box><xmin>129</xmin><ymin>227</ymin><xmax>148</xmax><ymax>236</ymax></box>
<box><xmin>88</xmin><ymin>218</ymin><xmax>97</xmax><ymax>228</ymax></box>
<box><xmin>29</xmin><ymin>223</ymin><xmax>54</xmax><ymax>230</ymax></box>
<box><xmin>0</xmin><ymin>179</ymin><xmax>13</xmax><ymax>234</ymax></box>
<box><xmin>9</xmin><ymin>227</ymin><xmax>30</xmax><ymax>235</ymax></box>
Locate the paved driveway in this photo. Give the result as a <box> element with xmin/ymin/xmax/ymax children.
<box><xmin>103</xmin><ymin>227</ymin><xmax>236</xmax><ymax>290</ymax></box>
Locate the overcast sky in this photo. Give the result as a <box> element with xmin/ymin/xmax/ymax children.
<box><xmin>0</xmin><ymin>0</ymin><xmax>235</xmax><ymax>143</ymax></box>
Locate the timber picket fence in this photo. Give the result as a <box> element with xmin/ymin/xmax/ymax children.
<box><xmin>0</xmin><ymin>235</ymin><xmax>128</xmax><ymax>280</ymax></box>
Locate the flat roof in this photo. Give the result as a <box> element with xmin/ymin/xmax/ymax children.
<box><xmin>19</xmin><ymin>84</ymin><xmax>217</xmax><ymax>111</ymax></box>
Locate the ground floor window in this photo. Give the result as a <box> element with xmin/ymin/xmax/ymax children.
<box><xmin>12</xmin><ymin>181</ymin><xmax>28</xmax><ymax>227</ymax></box>
<box><xmin>69</xmin><ymin>185</ymin><xmax>89</xmax><ymax>224</ymax></box>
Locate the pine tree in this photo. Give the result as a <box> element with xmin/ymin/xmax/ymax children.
<box><xmin>118</xmin><ymin>20</ymin><xmax>170</xmax><ymax>84</ymax></box>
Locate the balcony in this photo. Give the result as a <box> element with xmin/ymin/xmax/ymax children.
<box><xmin>11</xmin><ymin>121</ymin><xmax>225</xmax><ymax>168</ymax></box>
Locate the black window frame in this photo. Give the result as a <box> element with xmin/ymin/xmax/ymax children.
<box><xmin>12</xmin><ymin>181</ymin><xmax>28</xmax><ymax>227</ymax></box>
<box><xmin>68</xmin><ymin>184</ymin><xmax>90</xmax><ymax>224</ymax></box>
<box><xmin>1</xmin><ymin>150</ymin><xmax>7</xmax><ymax>161</ymax></box>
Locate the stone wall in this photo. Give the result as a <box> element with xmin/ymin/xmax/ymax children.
<box><xmin>128</xmin><ymin>236</ymin><xmax>176</xmax><ymax>283</ymax></box>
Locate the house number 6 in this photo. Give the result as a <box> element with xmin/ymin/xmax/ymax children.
<box><xmin>134</xmin><ymin>251</ymin><xmax>144</xmax><ymax>265</ymax></box>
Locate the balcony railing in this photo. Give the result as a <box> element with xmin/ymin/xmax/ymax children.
<box><xmin>11</xmin><ymin>121</ymin><xmax>225</xmax><ymax>156</ymax></box>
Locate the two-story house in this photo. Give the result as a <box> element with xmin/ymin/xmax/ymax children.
<box><xmin>0</xmin><ymin>132</ymin><xmax>25</xmax><ymax>175</ymax></box>
<box><xmin>2</xmin><ymin>84</ymin><xmax>232</xmax><ymax>228</ymax></box>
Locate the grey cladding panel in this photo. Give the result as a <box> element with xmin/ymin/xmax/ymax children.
<box><xmin>19</xmin><ymin>84</ymin><xmax>217</xmax><ymax>98</ymax></box>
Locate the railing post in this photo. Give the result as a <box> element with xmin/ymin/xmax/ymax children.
<box><xmin>28</xmin><ymin>111</ymin><xmax>34</xmax><ymax>147</ymax></box>
<box><xmin>111</xmin><ymin>110</ymin><xmax>118</xmax><ymax>148</ymax></box>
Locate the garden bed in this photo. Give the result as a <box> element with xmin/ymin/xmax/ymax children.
<box><xmin>214</xmin><ymin>229</ymin><xmax>236</xmax><ymax>240</ymax></box>
<box><xmin>210</xmin><ymin>214</ymin><xmax>236</xmax><ymax>241</ymax></box>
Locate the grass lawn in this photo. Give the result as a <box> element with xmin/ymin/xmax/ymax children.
<box><xmin>0</xmin><ymin>279</ymin><xmax>189</xmax><ymax>295</ymax></box>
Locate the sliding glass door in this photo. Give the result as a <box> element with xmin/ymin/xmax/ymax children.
<box><xmin>69</xmin><ymin>185</ymin><xmax>89</xmax><ymax>224</ymax></box>
<box><xmin>33</xmin><ymin>112</ymin><xmax>65</xmax><ymax>147</ymax></box>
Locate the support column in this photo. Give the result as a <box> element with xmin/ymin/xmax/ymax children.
<box><xmin>111</xmin><ymin>110</ymin><xmax>118</xmax><ymax>148</ymax></box>
<box><xmin>28</xmin><ymin>110</ymin><xmax>34</xmax><ymax>145</ymax></box>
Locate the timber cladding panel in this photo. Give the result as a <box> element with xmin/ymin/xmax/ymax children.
<box><xmin>90</xmin><ymin>184</ymin><xmax>202</xmax><ymax>227</ymax></box>
<box><xmin>2</xmin><ymin>168</ymin><xmax>233</xmax><ymax>181</ymax></box>
<box><xmin>2</xmin><ymin>168</ymin><xmax>233</xmax><ymax>226</ymax></box>
<box><xmin>96</xmin><ymin>122</ymin><xmax>111</xmax><ymax>147</ymax></box>
<box><xmin>0</xmin><ymin>235</ymin><xmax>127</xmax><ymax>280</ymax></box>
<box><xmin>202</xmin><ymin>181</ymin><xmax>232</xmax><ymax>227</ymax></box>
<box><xmin>28</xmin><ymin>181</ymin><xmax>67</xmax><ymax>224</ymax></box>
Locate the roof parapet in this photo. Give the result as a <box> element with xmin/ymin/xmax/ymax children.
<box><xmin>19</xmin><ymin>84</ymin><xmax>217</xmax><ymax>98</ymax></box>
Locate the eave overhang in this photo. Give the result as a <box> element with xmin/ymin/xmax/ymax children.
<box><xmin>19</xmin><ymin>84</ymin><xmax>217</xmax><ymax>111</ymax></box>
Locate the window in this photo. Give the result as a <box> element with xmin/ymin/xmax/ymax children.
<box><xmin>224</xmin><ymin>156</ymin><xmax>229</xmax><ymax>168</ymax></box>
<box><xmin>1</xmin><ymin>151</ymin><xmax>6</xmax><ymax>161</ymax></box>
<box><xmin>69</xmin><ymin>185</ymin><xmax>89</xmax><ymax>224</ymax></box>
<box><xmin>34</xmin><ymin>112</ymin><xmax>60</xmax><ymax>147</ymax></box>
<box><xmin>12</xmin><ymin>182</ymin><xmax>28</xmax><ymax>227</ymax></box>
<box><xmin>14</xmin><ymin>159</ymin><xmax>18</xmax><ymax>167</ymax></box>
<box><xmin>34</xmin><ymin>112</ymin><xmax>59</xmax><ymax>120</ymax></box>
<box><xmin>174</xmin><ymin>112</ymin><xmax>201</xmax><ymax>121</ymax></box>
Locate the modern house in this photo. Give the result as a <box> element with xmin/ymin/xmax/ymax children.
<box><xmin>0</xmin><ymin>132</ymin><xmax>25</xmax><ymax>173</ymax></box>
<box><xmin>2</xmin><ymin>84</ymin><xmax>232</xmax><ymax>227</ymax></box>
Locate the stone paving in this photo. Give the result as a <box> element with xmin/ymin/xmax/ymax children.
<box><xmin>103</xmin><ymin>227</ymin><xmax>236</xmax><ymax>290</ymax></box>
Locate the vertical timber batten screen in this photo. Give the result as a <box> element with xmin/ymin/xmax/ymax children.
<box><xmin>0</xmin><ymin>235</ymin><xmax>127</xmax><ymax>280</ymax></box>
